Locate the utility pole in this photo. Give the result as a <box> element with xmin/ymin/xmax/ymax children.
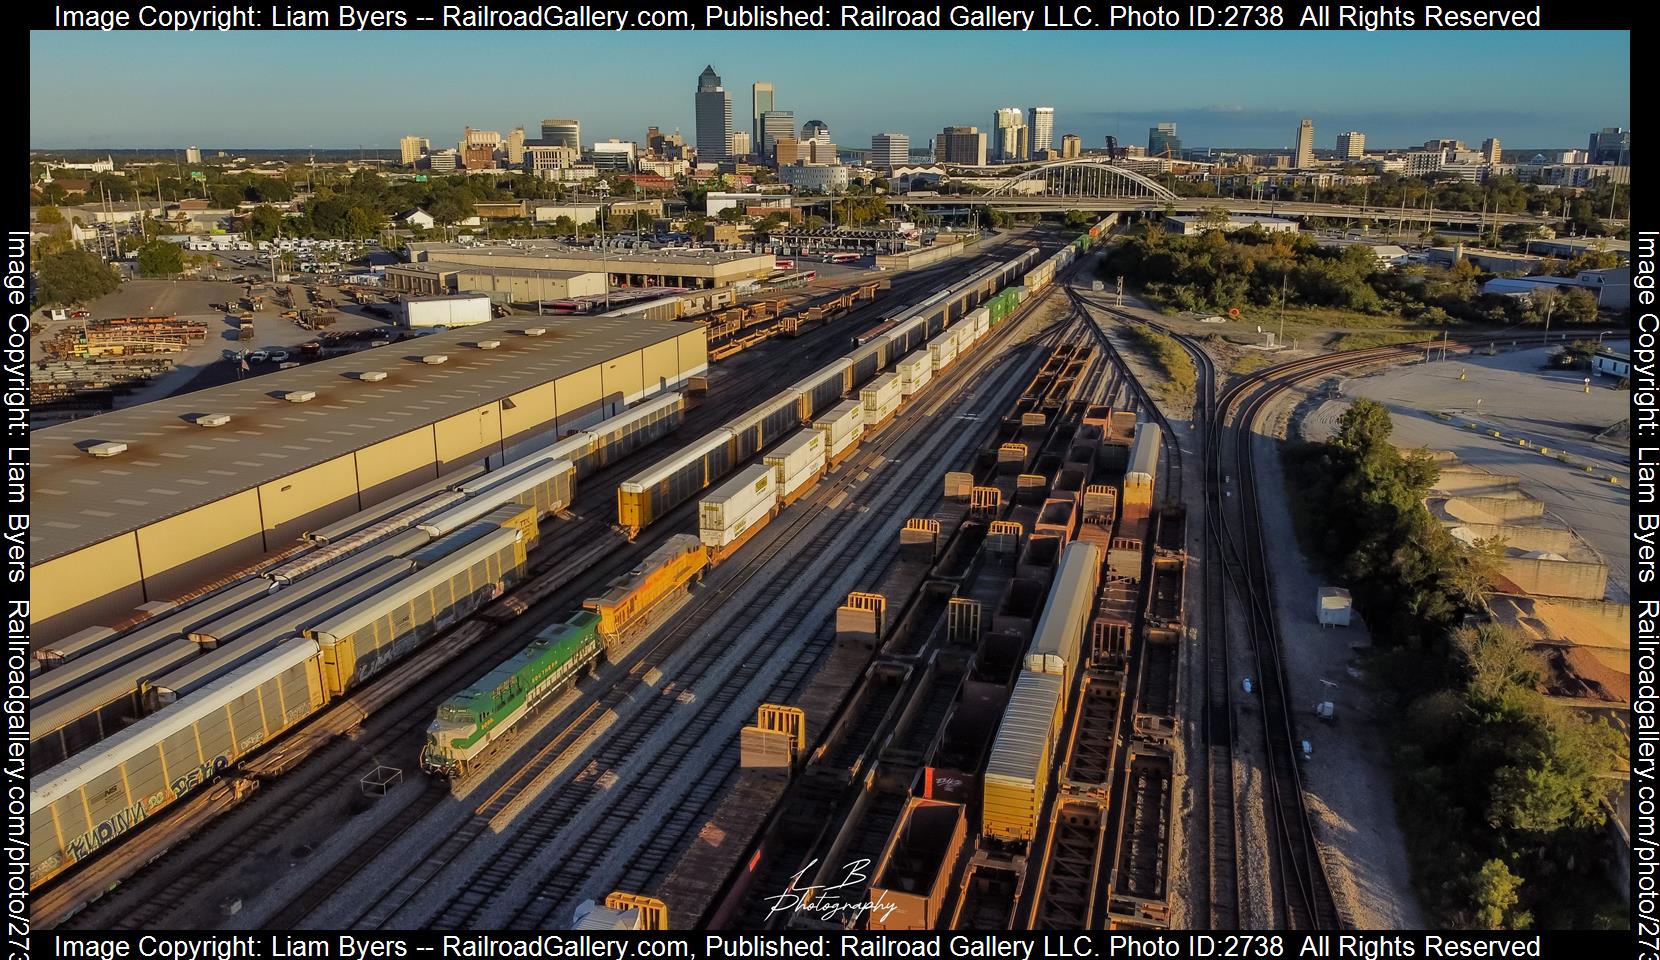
<box><xmin>1277</xmin><ymin>268</ymin><xmax>1288</xmax><ymax>348</ymax></box>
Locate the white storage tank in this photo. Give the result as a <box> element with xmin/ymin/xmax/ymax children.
<box><xmin>763</xmin><ymin>429</ymin><xmax>827</xmax><ymax>501</ymax></box>
<box><xmin>1317</xmin><ymin>587</ymin><xmax>1352</xmax><ymax>627</ymax></box>
<box><xmin>400</xmin><ymin>294</ymin><xmax>493</xmax><ymax>329</ymax></box>
<box><xmin>699</xmin><ymin>463</ymin><xmax>777</xmax><ymax>549</ymax></box>
<box><xmin>896</xmin><ymin>352</ymin><xmax>933</xmax><ymax>397</ymax></box>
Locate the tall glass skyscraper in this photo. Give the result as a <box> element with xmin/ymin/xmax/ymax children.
<box><xmin>696</xmin><ymin>66</ymin><xmax>732</xmax><ymax>162</ymax></box>
<box><xmin>752</xmin><ymin>82</ymin><xmax>774</xmax><ymax>148</ymax></box>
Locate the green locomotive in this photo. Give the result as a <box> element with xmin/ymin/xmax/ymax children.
<box><xmin>420</xmin><ymin>610</ymin><xmax>604</xmax><ymax>777</ymax></box>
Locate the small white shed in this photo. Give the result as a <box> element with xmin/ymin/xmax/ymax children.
<box><xmin>1317</xmin><ymin>587</ymin><xmax>1352</xmax><ymax>628</ymax></box>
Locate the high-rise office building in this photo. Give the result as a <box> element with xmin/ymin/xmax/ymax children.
<box><xmin>1148</xmin><ymin>122</ymin><xmax>1180</xmax><ymax>157</ymax></box>
<box><xmin>1481</xmin><ymin>137</ymin><xmax>1501</xmax><ymax>165</ymax></box>
<box><xmin>591</xmin><ymin>140</ymin><xmax>637</xmax><ymax>172</ymax></box>
<box><xmin>540</xmin><ymin>119</ymin><xmax>581</xmax><ymax>150</ymax></box>
<box><xmin>428</xmin><ymin>150</ymin><xmax>458</xmax><ymax>172</ymax></box>
<box><xmin>505</xmin><ymin>127</ymin><xmax>526</xmax><ymax>166</ymax></box>
<box><xmin>937</xmin><ymin>126</ymin><xmax>988</xmax><ymax>166</ymax></box>
<box><xmin>801</xmin><ymin>120</ymin><xmax>830</xmax><ymax>144</ymax></box>
<box><xmin>728</xmin><ymin>132</ymin><xmax>752</xmax><ymax>157</ymax></box>
<box><xmin>1061</xmin><ymin>135</ymin><xmax>1081</xmax><ymax>159</ymax></box>
<box><xmin>993</xmin><ymin>108</ymin><xmax>1028</xmax><ymax>162</ymax></box>
<box><xmin>774</xmin><ymin>138</ymin><xmax>807</xmax><ymax>166</ymax></box>
<box><xmin>399</xmin><ymin>136</ymin><xmax>428</xmax><ymax>166</ymax></box>
<box><xmin>1028</xmin><ymin>107</ymin><xmax>1055</xmax><ymax>153</ymax></box>
<box><xmin>184</xmin><ymin>145</ymin><xmax>202</xmax><ymax>164</ymax></box>
<box><xmin>463</xmin><ymin>127</ymin><xmax>501</xmax><ymax>150</ymax></box>
<box><xmin>1335</xmin><ymin>131</ymin><xmax>1365</xmax><ymax>161</ymax></box>
<box><xmin>1294</xmin><ymin>119</ymin><xmax>1315</xmax><ymax>167</ymax></box>
<box><xmin>809</xmin><ymin>140</ymin><xmax>838</xmax><ymax>164</ymax></box>
<box><xmin>752</xmin><ymin>82</ymin><xmax>774</xmax><ymax>147</ymax></box>
<box><xmin>761</xmin><ymin>111</ymin><xmax>796</xmax><ymax>156</ymax></box>
<box><xmin>695</xmin><ymin>65</ymin><xmax>732</xmax><ymax>161</ymax></box>
<box><xmin>1588</xmin><ymin>127</ymin><xmax>1629</xmax><ymax>165</ymax></box>
<box><xmin>871</xmin><ymin>133</ymin><xmax>909</xmax><ymax>171</ymax></box>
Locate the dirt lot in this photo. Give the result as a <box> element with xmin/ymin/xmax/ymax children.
<box><xmin>35</xmin><ymin>277</ymin><xmax>397</xmax><ymax>410</ymax></box>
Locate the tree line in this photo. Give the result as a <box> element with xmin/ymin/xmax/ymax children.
<box><xmin>1284</xmin><ymin>400</ymin><xmax>1626</xmax><ymax>929</ymax></box>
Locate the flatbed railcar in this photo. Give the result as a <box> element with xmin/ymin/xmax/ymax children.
<box><xmin>28</xmin><ymin>508</ymin><xmax>536</xmax><ymax>890</ymax></box>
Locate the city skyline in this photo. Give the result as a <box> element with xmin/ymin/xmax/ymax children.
<box><xmin>30</xmin><ymin>31</ymin><xmax>1628</xmax><ymax>151</ymax></box>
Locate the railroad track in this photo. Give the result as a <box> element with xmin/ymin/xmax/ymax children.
<box><xmin>331</xmin><ymin>297</ymin><xmax>1068</xmax><ymax>931</ymax></box>
<box><xmin>41</xmin><ymin>249</ymin><xmax>1043</xmax><ymax>931</ymax></box>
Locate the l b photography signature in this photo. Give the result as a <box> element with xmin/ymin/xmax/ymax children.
<box><xmin>763</xmin><ymin>859</ymin><xmax>899</xmax><ymax>924</ymax></box>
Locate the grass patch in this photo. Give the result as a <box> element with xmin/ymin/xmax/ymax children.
<box><xmin>1328</xmin><ymin>330</ymin><xmax>1442</xmax><ymax>351</ymax></box>
<box><xmin>1228</xmin><ymin>353</ymin><xmax>1272</xmax><ymax>375</ymax></box>
<box><xmin>1123</xmin><ymin>323</ymin><xmax>1196</xmax><ymax>400</ymax></box>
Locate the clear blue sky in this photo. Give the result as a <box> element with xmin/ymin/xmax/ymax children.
<box><xmin>30</xmin><ymin>31</ymin><xmax>1629</xmax><ymax>151</ymax></box>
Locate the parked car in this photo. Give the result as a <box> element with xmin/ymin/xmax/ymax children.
<box><xmin>70</xmin><ymin>310</ymin><xmax>90</xmax><ymax>319</ymax></box>
<box><xmin>267</xmin><ymin>349</ymin><xmax>290</xmax><ymax>362</ymax></box>
<box><xmin>246</xmin><ymin>350</ymin><xmax>269</xmax><ymax>363</ymax></box>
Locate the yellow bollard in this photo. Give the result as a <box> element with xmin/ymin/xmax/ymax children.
<box><xmin>1610</xmin><ymin>476</ymin><xmax>1621</xmax><ymax>485</ymax></box>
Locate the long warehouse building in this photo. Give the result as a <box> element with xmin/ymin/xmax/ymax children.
<box><xmin>31</xmin><ymin>314</ymin><xmax>707</xmax><ymax>645</ymax></box>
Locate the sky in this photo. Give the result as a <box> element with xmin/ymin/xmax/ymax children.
<box><xmin>30</xmin><ymin>31</ymin><xmax>1629</xmax><ymax>152</ymax></box>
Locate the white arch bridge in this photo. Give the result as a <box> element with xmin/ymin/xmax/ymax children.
<box><xmin>977</xmin><ymin>158</ymin><xmax>1179</xmax><ymax>201</ymax></box>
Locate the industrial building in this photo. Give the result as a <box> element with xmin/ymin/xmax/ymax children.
<box><xmin>30</xmin><ymin>316</ymin><xmax>709</xmax><ymax>645</ymax></box>
<box><xmin>399</xmin><ymin>243</ymin><xmax>776</xmax><ymax>290</ymax></box>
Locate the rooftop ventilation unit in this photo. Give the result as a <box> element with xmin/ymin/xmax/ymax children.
<box><xmin>86</xmin><ymin>441</ymin><xmax>127</xmax><ymax>458</ymax></box>
<box><xmin>358</xmin><ymin>371</ymin><xmax>387</xmax><ymax>382</ymax></box>
<box><xmin>422</xmin><ymin>355</ymin><xmax>449</xmax><ymax>365</ymax></box>
<box><xmin>284</xmin><ymin>390</ymin><xmax>317</xmax><ymax>403</ymax></box>
<box><xmin>522</xmin><ymin>327</ymin><xmax>547</xmax><ymax>337</ymax></box>
<box><xmin>196</xmin><ymin>414</ymin><xmax>231</xmax><ymax>427</ymax></box>
<box><xmin>476</xmin><ymin>340</ymin><xmax>501</xmax><ymax>350</ymax></box>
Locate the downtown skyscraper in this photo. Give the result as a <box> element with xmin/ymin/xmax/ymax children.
<box><xmin>696</xmin><ymin>65</ymin><xmax>732</xmax><ymax>161</ymax></box>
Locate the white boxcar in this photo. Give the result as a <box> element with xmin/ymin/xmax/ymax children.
<box><xmin>699</xmin><ymin>463</ymin><xmax>777</xmax><ymax>549</ymax></box>
<box><xmin>896</xmin><ymin>352</ymin><xmax>933</xmax><ymax>397</ymax></box>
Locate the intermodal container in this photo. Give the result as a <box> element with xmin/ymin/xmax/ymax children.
<box><xmin>763</xmin><ymin>430</ymin><xmax>826</xmax><ymax>499</ymax></box>
<box><xmin>896</xmin><ymin>352</ymin><xmax>933</xmax><ymax>397</ymax></box>
<box><xmin>928</xmin><ymin>334</ymin><xmax>958</xmax><ymax>373</ymax></box>
<box><xmin>861</xmin><ymin>372</ymin><xmax>902</xmax><ymax>418</ymax></box>
<box><xmin>698</xmin><ymin>463</ymin><xmax>777</xmax><ymax>548</ymax></box>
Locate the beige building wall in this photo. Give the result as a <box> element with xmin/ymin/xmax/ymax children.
<box><xmin>134</xmin><ymin>490</ymin><xmax>266</xmax><ymax>599</ymax></box>
<box><xmin>31</xmin><ymin>536</ymin><xmax>146</xmax><ymax>641</ymax></box>
<box><xmin>499</xmin><ymin>382</ymin><xmax>559</xmax><ymax>452</ymax></box>
<box><xmin>434</xmin><ymin>404</ymin><xmax>504</xmax><ymax>470</ymax></box>
<box><xmin>554</xmin><ymin>368</ymin><xmax>604</xmax><ymax>429</ymax></box>
<box><xmin>258</xmin><ymin>455</ymin><xmax>361</xmax><ymax>545</ymax></box>
<box><xmin>355</xmin><ymin>430</ymin><xmax>439</xmax><ymax>504</ymax></box>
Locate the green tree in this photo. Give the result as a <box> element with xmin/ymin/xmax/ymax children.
<box><xmin>247</xmin><ymin>205</ymin><xmax>284</xmax><ymax>242</ymax></box>
<box><xmin>35</xmin><ymin>205</ymin><xmax>64</xmax><ymax>225</ymax></box>
<box><xmin>136</xmin><ymin>240</ymin><xmax>185</xmax><ymax>277</ymax></box>
<box><xmin>1559</xmin><ymin>287</ymin><xmax>1599</xmax><ymax>323</ymax></box>
<box><xmin>1453</xmin><ymin>623</ymin><xmax>1542</xmax><ymax>702</ymax></box>
<box><xmin>1470</xmin><ymin>859</ymin><xmax>1530</xmax><ymax>930</ymax></box>
<box><xmin>1198</xmin><ymin>206</ymin><xmax>1232</xmax><ymax>232</ymax></box>
<box><xmin>38</xmin><ymin>249</ymin><xmax>120</xmax><ymax>304</ymax></box>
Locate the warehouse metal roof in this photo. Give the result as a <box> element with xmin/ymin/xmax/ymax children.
<box><xmin>31</xmin><ymin>314</ymin><xmax>691</xmax><ymax>565</ymax></box>
<box><xmin>413</xmin><ymin>243</ymin><xmax>774</xmax><ymax>268</ymax></box>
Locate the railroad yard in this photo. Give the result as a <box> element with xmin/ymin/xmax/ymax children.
<box><xmin>28</xmin><ymin>216</ymin><xmax>1601</xmax><ymax>934</ymax></box>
